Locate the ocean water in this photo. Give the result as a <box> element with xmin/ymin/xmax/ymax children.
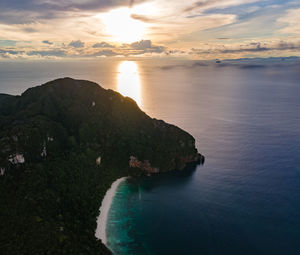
<box><xmin>1</xmin><ymin>59</ymin><xmax>300</xmax><ymax>255</ymax></box>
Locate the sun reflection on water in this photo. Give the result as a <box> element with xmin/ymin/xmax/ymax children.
<box><xmin>117</xmin><ymin>61</ymin><xmax>142</xmax><ymax>107</ymax></box>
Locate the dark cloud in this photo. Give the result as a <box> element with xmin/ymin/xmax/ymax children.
<box><xmin>183</xmin><ymin>0</ymin><xmax>257</xmax><ymax>13</ymax></box>
<box><xmin>27</xmin><ymin>50</ymin><xmax>66</xmax><ymax>57</ymax></box>
<box><xmin>220</xmin><ymin>45</ymin><xmax>269</xmax><ymax>53</ymax></box>
<box><xmin>0</xmin><ymin>49</ymin><xmax>23</xmax><ymax>55</ymax></box>
<box><xmin>186</xmin><ymin>14</ymin><xmax>202</xmax><ymax>18</ymax></box>
<box><xmin>0</xmin><ymin>0</ymin><xmax>148</xmax><ymax>24</ymax></box>
<box><xmin>0</xmin><ymin>9</ymin><xmax>59</xmax><ymax>25</ymax></box>
<box><xmin>165</xmin><ymin>50</ymin><xmax>186</xmax><ymax>55</ymax></box>
<box><xmin>92</xmin><ymin>42</ymin><xmax>115</xmax><ymax>48</ymax></box>
<box><xmin>130</xmin><ymin>40</ymin><xmax>166</xmax><ymax>53</ymax></box>
<box><xmin>23</xmin><ymin>27</ymin><xmax>37</xmax><ymax>33</ymax></box>
<box><xmin>0</xmin><ymin>39</ymin><xmax>166</xmax><ymax>59</ymax></box>
<box><xmin>1</xmin><ymin>39</ymin><xmax>163</xmax><ymax>59</ymax></box>
<box><xmin>190</xmin><ymin>48</ymin><xmax>211</xmax><ymax>54</ymax></box>
<box><xmin>184</xmin><ymin>0</ymin><xmax>223</xmax><ymax>12</ymax></box>
<box><xmin>130</xmin><ymin>40</ymin><xmax>152</xmax><ymax>50</ymax></box>
<box><xmin>88</xmin><ymin>40</ymin><xmax>166</xmax><ymax>57</ymax></box>
<box><xmin>130</xmin><ymin>14</ymin><xmax>158</xmax><ymax>23</ymax></box>
<box><xmin>42</xmin><ymin>40</ymin><xmax>53</xmax><ymax>45</ymax></box>
<box><xmin>0</xmin><ymin>0</ymin><xmax>130</xmax><ymax>11</ymax></box>
<box><xmin>191</xmin><ymin>41</ymin><xmax>300</xmax><ymax>55</ymax></box>
<box><xmin>220</xmin><ymin>41</ymin><xmax>300</xmax><ymax>54</ymax></box>
<box><xmin>86</xmin><ymin>40</ymin><xmax>166</xmax><ymax>57</ymax></box>
<box><xmin>276</xmin><ymin>41</ymin><xmax>300</xmax><ymax>50</ymax></box>
<box><xmin>1</xmin><ymin>47</ymin><xmax>117</xmax><ymax>58</ymax></box>
<box><xmin>68</xmin><ymin>40</ymin><xmax>85</xmax><ymax>48</ymax></box>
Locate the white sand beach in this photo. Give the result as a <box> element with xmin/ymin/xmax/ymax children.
<box><xmin>95</xmin><ymin>177</ymin><xmax>127</xmax><ymax>245</ymax></box>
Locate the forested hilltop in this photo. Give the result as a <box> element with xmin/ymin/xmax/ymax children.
<box><xmin>0</xmin><ymin>78</ymin><xmax>203</xmax><ymax>254</ymax></box>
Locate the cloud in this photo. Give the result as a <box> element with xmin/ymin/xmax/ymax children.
<box><xmin>42</xmin><ymin>40</ymin><xmax>53</xmax><ymax>45</ymax></box>
<box><xmin>0</xmin><ymin>8</ymin><xmax>58</xmax><ymax>25</ymax></box>
<box><xmin>184</xmin><ymin>0</ymin><xmax>222</xmax><ymax>12</ymax></box>
<box><xmin>68</xmin><ymin>40</ymin><xmax>84</xmax><ymax>48</ymax></box>
<box><xmin>88</xmin><ymin>40</ymin><xmax>166</xmax><ymax>57</ymax></box>
<box><xmin>129</xmin><ymin>40</ymin><xmax>166</xmax><ymax>53</ymax></box>
<box><xmin>0</xmin><ymin>39</ymin><xmax>168</xmax><ymax>59</ymax></box>
<box><xmin>1</xmin><ymin>37</ymin><xmax>300</xmax><ymax>60</ymax></box>
<box><xmin>221</xmin><ymin>41</ymin><xmax>300</xmax><ymax>53</ymax></box>
<box><xmin>0</xmin><ymin>0</ymin><xmax>148</xmax><ymax>28</ymax></box>
<box><xmin>0</xmin><ymin>40</ymin><xmax>17</xmax><ymax>46</ymax></box>
<box><xmin>130</xmin><ymin>14</ymin><xmax>158</xmax><ymax>23</ymax></box>
<box><xmin>158</xmin><ymin>61</ymin><xmax>267</xmax><ymax>71</ymax></box>
<box><xmin>277</xmin><ymin>8</ymin><xmax>300</xmax><ymax>35</ymax></box>
<box><xmin>92</xmin><ymin>42</ymin><xmax>115</xmax><ymax>48</ymax></box>
<box><xmin>276</xmin><ymin>41</ymin><xmax>300</xmax><ymax>50</ymax></box>
<box><xmin>23</xmin><ymin>27</ymin><xmax>37</xmax><ymax>33</ymax></box>
<box><xmin>27</xmin><ymin>50</ymin><xmax>66</xmax><ymax>57</ymax></box>
<box><xmin>183</xmin><ymin>0</ymin><xmax>259</xmax><ymax>13</ymax></box>
<box><xmin>0</xmin><ymin>0</ymin><xmax>259</xmax><ymax>53</ymax></box>
<box><xmin>0</xmin><ymin>0</ymin><xmax>147</xmax><ymax>13</ymax></box>
<box><xmin>220</xmin><ymin>42</ymin><xmax>269</xmax><ymax>53</ymax></box>
<box><xmin>0</xmin><ymin>49</ymin><xmax>23</xmax><ymax>55</ymax></box>
<box><xmin>190</xmin><ymin>41</ymin><xmax>300</xmax><ymax>56</ymax></box>
<box><xmin>130</xmin><ymin>40</ymin><xmax>152</xmax><ymax>50</ymax></box>
<box><xmin>145</xmin><ymin>13</ymin><xmax>237</xmax><ymax>41</ymax></box>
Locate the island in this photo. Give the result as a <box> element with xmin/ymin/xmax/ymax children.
<box><xmin>0</xmin><ymin>78</ymin><xmax>204</xmax><ymax>254</ymax></box>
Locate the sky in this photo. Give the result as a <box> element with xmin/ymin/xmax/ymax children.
<box><xmin>0</xmin><ymin>0</ymin><xmax>300</xmax><ymax>60</ymax></box>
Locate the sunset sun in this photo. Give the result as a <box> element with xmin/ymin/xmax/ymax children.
<box><xmin>101</xmin><ymin>8</ymin><xmax>146</xmax><ymax>43</ymax></box>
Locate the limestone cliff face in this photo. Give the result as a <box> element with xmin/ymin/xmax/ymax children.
<box><xmin>129</xmin><ymin>156</ymin><xmax>160</xmax><ymax>173</ymax></box>
<box><xmin>129</xmin><ymin>153</ymin><xmax>204</xmax><ymax>174</ymax></box>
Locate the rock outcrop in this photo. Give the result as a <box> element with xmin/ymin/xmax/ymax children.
<box><xmin>129</xmin><ymin>156</ymin><xmax>160</xmax><ymax>173</ymax></box>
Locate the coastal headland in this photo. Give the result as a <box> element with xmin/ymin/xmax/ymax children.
<box><xmin>0</xmin><ymin>78</ymin><xmax>203</xmax><ymax>254</ymax></box>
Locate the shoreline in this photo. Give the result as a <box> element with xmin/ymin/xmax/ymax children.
<box><xmin>95</xmin><ymin>177</ymin><xmax>128</xmax><ymax>245</ymax></box>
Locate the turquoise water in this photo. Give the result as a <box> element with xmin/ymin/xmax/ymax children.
<box><xmin>106</xmin><ymin>178</ymin><xmax>147</xmax><ymax>254</ymax></box>
<box><xmin>107</xmin><ymin>167</ymin><xmax>202</xmax><ymax>255</ymax></box>
<box><xmin>1</xmin><ymin>59</ymin><xmax>300</xmax><ymax>254</ymax></box>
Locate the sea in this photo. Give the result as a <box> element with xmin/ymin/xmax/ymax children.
<box><xmin>1</xmin><ymin>58</ymin><xmax>300</xmax><ymax>255</ymax></box>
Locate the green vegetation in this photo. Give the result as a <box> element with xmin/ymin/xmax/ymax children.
<box><xmin>0</xmin><ymin>78</ymin><xmax>202</xmax><ymax>254</ymax></box>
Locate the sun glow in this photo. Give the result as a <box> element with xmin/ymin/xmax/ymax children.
<box><xmin>117</xmin><ymin>61</ymin><xmax>142</xmax><ymax>107</ymax></box>
<box><xmin>101</xmin><ymin>8</ymin><xmax>146</xmax><ymax>43</ymax></box>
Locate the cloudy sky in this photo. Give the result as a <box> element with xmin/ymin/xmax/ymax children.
<box><xmin>0</xmin><ymin>0</ymin><xmax>300</xmax><ymax>60</ymax></box>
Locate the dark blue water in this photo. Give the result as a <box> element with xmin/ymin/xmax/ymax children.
<box><xmin>1</xmin><ymin>59</ymin><xmax>300</xmax><ymax>255</ymax></box>
<box><xmin>106</xmin><ymin>61</ymin><xmax>300</xmax><ymax>255</ymax></box>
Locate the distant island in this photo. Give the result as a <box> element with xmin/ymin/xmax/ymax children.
<box><xmin>0</xmin><ymin>78</ymin><xmax>204</xmax><ymax>254</ymax></box>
